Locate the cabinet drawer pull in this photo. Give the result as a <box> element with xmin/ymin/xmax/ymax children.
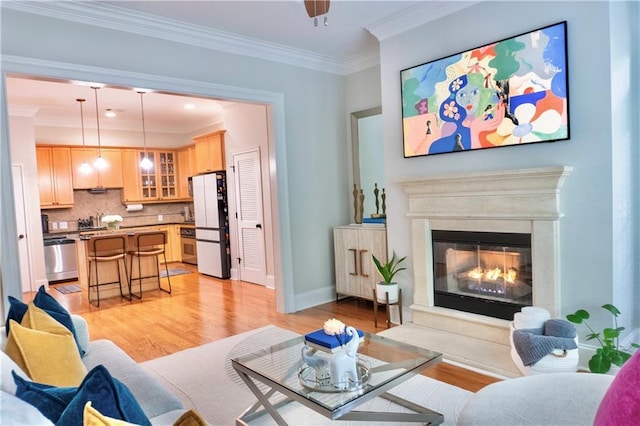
<box><xmin>359</xmin><ymin>249</ymin><xmax>369</xmax><ymax>277</ymax></box>
<box><xmin>348</xmin><ymin>248</ymin><xmax>358</xmax><ymax>276</ymax></box>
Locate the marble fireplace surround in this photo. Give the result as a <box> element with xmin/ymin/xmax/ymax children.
<box><xmin>396</xmin><ymin>166</ymin><xmax>573</xmax><ymax>375</ymax></box>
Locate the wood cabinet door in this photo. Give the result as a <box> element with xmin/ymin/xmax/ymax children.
<box><xmin>51</xmin><ymin>147</ymin><xmax>74</xmax><ymax>206</ymax></box>
<box><xmin>176</xmin><ymin>147</ymin><xmax>191</xmax><ymax>199</ymax></box>
<box><xmin>195</xmin><ymin>131</ymin><xmax>225</xmax><ymax>173</ymax></box>
<box><xmin>121</xmin><ymin>149</ymin><xmax>143</xmax><ymax>203</ymax></box>
<box><xmin>36</xmin><ymin>147</ymin><xmax>55</xmax><ymax>206</ymax></box>
<box><xmin>334</xmin><ymin>227</ymin><xmax>361</xmax><ymax>298</ymax></box>
<box><xmin>157</xmin><ymin>151</ymin><xmax>177</xmax><ymax>200</ymax></box>
<box><xmin>358</xmin><ymin>227</ymin><xmax>387</xmax><ymax>298</ymax></box>
<box><xmin>99</xmin><ymin>148</ymin><xmax>124</xmax><ymax>188</ymax></box>
<box><xmin>71</xmin><ymin>147</ymin><xmax>99</xmax><ymax>189</ymax></box>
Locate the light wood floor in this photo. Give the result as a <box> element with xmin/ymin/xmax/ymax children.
<box><xmin>34</xmin><ymin>263</ymin><xmax>500</xmax><ymax>392</ymax></box>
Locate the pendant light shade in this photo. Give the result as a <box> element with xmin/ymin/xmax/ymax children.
<box><xmin>138</xmin><ymin>90</ymin><xmax>153</xmax><ymax>170</ymax></box>
<box><xmin>76</xmin><ymin>98</ymin><xmax>93</xmax><ymax>175</ymax></box>
<box><xmin>91</xmin><ymin>86</ymin><xmax>109</xmax><ymax>171</ymax></box>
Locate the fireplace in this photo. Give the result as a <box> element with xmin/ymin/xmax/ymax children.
<box><xmin>398</xmin><ymin>166</ymin><xmax>572</xmax><ymax>349</ymax></box>
<box><xmin>432</xmin><ymin>230</ymin><xmax>532</xmax><ymax>320</ymax></box>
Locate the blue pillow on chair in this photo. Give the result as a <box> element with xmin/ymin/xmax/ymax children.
<box><xmin>6</xmin><ymin>285</ymin><xmax>84</xmax><ymax>355</ymax></box>
<box><xmin>14</xmin><ymin>365</ymin><xmax>151</xmax><ymax>426</ymax></box>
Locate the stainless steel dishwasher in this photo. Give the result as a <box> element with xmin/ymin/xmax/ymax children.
<box><xmin>44</xmin><ymin>236</ymin><xmax>78</xmax><ymax>283</ymax></box>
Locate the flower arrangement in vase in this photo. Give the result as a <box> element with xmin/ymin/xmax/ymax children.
<box><xmin>101</xmin><ymin>214</ymin><xmax>123</xmax><ymax>231</ymax></box>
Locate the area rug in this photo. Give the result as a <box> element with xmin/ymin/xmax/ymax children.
<box><xmin>141</xmin><ymin>325</ymin><xmax>472</xmax><ymax>425</ymax></box>
<box><xmin>160</xmin><ymin>268</ymin><xmax>192</xmax><ymax>278</ymax></box>
<box><xmin>54</xmin><ymin>284</ymin><xmax>81</xmax><ymax>294</ymax></box>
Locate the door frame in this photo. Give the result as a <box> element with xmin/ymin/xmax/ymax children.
<box><xmin>0</xmin><ymin>55</ymin><xmax>296</xmax><ymax>313</ymax></box>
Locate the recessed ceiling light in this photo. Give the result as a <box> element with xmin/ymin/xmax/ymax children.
<box><xmin>105</xmin><ymin>109</ymin><xmax>116</xmax><ymax>118</ymax></box>
<box><xmin>184</xmin><ymin>103</ymin><xmax>195</xmax><ymax>110</ymax></box>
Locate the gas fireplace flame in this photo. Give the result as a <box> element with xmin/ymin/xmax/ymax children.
<box><xmin>467</xmin><ymin>266</ymin><xmax>518</xmax><ymax>284</ymax></box>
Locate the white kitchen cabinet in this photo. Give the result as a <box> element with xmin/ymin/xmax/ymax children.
<box><xmin>333</xmin><ymin>226</ymin><xmax>387</xmax><ymax>300</ymax></box>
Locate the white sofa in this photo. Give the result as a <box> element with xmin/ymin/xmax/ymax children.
<box><xmin>1</xmin><ymin>314</ymin><xmax>188</xmax><ymax>425</ymax></box>
<box><xmin>458</xmin><ymin>372</ymin><xmax>614</xmax><ymax>425</ymax></box>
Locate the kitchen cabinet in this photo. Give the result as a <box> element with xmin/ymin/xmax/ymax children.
<box><xmin>194</xmin><ymin>130</ymin><xmax>226</xmax><ymax>173</ymax></box>
<box><xmin>121</xmin><ymin>149</ymin><xmax>144</xmax><ymax>203</ymax></box>
<box><xmin>71</xmin><ymin>147</ymin><xmax>123</xmax><ymax>189</ymax></box>
<box><xmin>177</xmin><ymin>146</ymin><xmax>194</xmax><ymax>199</ymax></box>
<box><xmin>167</xmin><ymin>224</ymin><xmax>182</xmax><ymax>263</ymax></box>
<box><xmin>334</xmin><ymin>226</ymin><xmax>387</xmax><ymax>300</ymax></box>
<box><xmin>121</xmin><ymin>149</ymin><xmax>179</xmax><ymax>203</ymax></box>
<box><xmin>36</xmin><ymin>146</ymin><xmax>74</xmax><ymax>209</ymax></box>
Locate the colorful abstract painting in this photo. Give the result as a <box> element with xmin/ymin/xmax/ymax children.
<box><xmin>401</xmin><ymin>21</ymin><xmax>569</xmax><ymax>158</ymax></box>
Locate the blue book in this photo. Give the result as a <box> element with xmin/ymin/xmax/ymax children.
<box><xmin>363</xmin><ymin>217</ymin><xmax>386</xmax><ymax>224</ymax></box>
<box><xmin>304</xmin><ymin>328</ymin><xmax>364</xmax><ymax>353</ymax></box>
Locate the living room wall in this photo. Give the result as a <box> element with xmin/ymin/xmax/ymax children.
<box><xmin>376</xmin><ymin>1</ymin><xmax>639</xmax><ymax>336</ymax></box>
<box><xmin>0</xmin><ymin>6</ymin><xmax>348</xmax><ymax>313</ymax></box>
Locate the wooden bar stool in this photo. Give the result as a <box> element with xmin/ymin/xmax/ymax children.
<box><xmin>87</xmin><ymin>235</ymin><xmax>129</xmax><ymax>307</ymax></box>
<box><xmin>127</xmin><ymin>231</ymin><xmax>172</xmax><ymax>299</ymax></box>
<box><xmin>373</xmin><ymin>288</ymin><xmax>403</xmax><ymax>328</ymax></box>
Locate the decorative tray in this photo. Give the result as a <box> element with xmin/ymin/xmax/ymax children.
<box><xmin>298</xmin><ymin>360</ymin><xmax>371</xmax><ymax>393</ymax></box>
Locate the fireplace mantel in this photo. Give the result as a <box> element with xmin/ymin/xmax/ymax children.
<box><xmin>398</xmin><ymin>166</ymin><xmax>573</xmax><ymax>348</ymax></box>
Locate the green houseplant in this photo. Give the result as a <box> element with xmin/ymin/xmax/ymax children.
<box><xmin>372</xmin><ymin>251</ymin><xmax>406</xmax><ymax>303</ymax></box>
<box><xmin>566</xmin><ymin>304</ymin><xmax>639</xmax><ymax>374</ymax></box>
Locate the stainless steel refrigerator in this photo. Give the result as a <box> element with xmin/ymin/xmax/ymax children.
<box><xmin>193</xmin><ymin>171</ymin><xmax>231</xmax><ymax>278</ymax></box>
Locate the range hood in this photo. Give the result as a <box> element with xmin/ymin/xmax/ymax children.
<box><xmin>87</xmin><ymin>187</ymin><xmax>107</xmax><ymax>194</ymax></box>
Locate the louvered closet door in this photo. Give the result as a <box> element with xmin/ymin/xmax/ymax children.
<box><xmin>233</xmin><ymin>149</ymin><xmax>266</xmax><ymax>285</ymax></box>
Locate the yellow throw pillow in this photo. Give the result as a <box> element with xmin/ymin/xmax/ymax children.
<box><xmin>83</xmin><ymin>401</ymin><xmax>136</xmax><ymax>426</ymax></box>
<box><xmin>4</xmin><ymin>303</ymin><xmax>87</xmax><ymax>387</ymax></box>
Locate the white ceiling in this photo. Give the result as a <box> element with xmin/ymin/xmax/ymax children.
<box><xmin>4</xmin><ymin>0</ymin><xmax>473</xmax><ymax>135</ymax></box>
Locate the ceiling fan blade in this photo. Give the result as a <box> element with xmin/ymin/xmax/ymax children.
<box><xmin>304</xmin><ymin>0</ymin><xmax>330</xmax><ymax>18</ymax></box>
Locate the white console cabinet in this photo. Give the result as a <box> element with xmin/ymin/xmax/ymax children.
<box><xmin>333</xmin><ymin>226</ymin><xmax>387</xmax><ymax>300</ymax></box>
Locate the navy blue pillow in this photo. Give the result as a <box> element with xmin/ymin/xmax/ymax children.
<box><xmin>13</xmin><ymin>370</ymin><xmax>76</xmax><ymax>422</ymax></box>
<box><xmin>5</xmin><ymin>295</ymin><xmax>28</xmax><ymax>336</ymax></box>
<box><xmin>57</xmin><ymin>365</ymin><xmax>151</xmax><ymax>426</ymax></box>
<box><xmin>6</xmin><ymin>285</ymin><xmax>84</xmax><ymax>355</ymax></box>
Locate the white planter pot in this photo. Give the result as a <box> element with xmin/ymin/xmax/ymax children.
<box><xmin>376</xmin><ymin>282</ymin><xmax>399</xmax><ymax>304</ymax></box>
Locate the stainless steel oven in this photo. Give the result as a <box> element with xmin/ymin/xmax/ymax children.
<box><xmin>180</xmin><ymin>227</ymin><xmax>197</xmax><ymax>265</ymax></box>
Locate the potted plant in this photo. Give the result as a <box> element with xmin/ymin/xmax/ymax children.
<box><xmin>372</xmin><ymin>251</ymin><xmax>406</xmax><ymax>303</ymax></box>
<box><xmin>566</xmin><ymin>304</ymin><xmax>639</xmax><ymax>374</ymax></box>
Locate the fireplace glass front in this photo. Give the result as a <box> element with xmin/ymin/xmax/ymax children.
<box><xmin>432</xmin><ymin>230</ymin><xmax>532</xmax><ymax>320</ymax></box>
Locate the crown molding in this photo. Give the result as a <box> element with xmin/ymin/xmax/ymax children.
<box><xmin>366</xmin><ymin>1</ymin><xmax>481</xmax><ymax>42</ymax></box>
<box><xmin>2</xmin><ymin>0</ymin><xmax>373</xmax><ymax>76</ymax></box>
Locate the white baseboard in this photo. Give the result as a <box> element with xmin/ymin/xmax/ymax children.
<box><xmin>621</xmin><ymin>328</ymin><xmax>640</xmax><ymax>351</ymax></box>
<box><xmin>34</xmin><ymin>278</ymin><xmax>48</xmax><ymax>292</ymax></box>
<box><xmin>229</xmin><ymin>267</ymin><xmax>238</xmax><ymax>281</ymax></box>
<box><xmin>265</xmin><ymin>274</ymin><xmax>275</xmax><ymax>289</ymax></box>
<box><xmin>294</xmin><ymin>285</ymin><xmax>335</xmax><ymax>311</ymax></box>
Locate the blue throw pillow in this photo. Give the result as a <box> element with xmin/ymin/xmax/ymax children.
<box><xmin>13</xmin><ymin>370</ymin><xmax>76</xmax><ymax>422</ymax></box>
<box><xmin>7</xmin><ymin>285</ymin><xmax>84</xmax><ymax>355</ymax></box>
<box><xmin>6</xmin><ymin>296</ymin><xmax>29</xmax><ymax>336</ymax></box>
<box><xmin>57</xmin><ymin>365</ymin><xmax>151</xmax><ymax>426</ymax></box>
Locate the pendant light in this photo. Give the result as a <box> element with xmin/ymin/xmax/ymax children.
<box><xmin>91</xmin><ymin>86</ymin><xmax>109</xmax><ymax>171</ymax></box>
<box><xmin>138</xmin><ymin>90</ymin><xmax>153</xmax><ymax>170</ymax></box>
<box><xmin>76</xmin><ymin>98</ymin><xmax>93</xmax><ymax>174</ymax></box>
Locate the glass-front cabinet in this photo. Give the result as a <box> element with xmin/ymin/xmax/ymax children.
<box><xmin>122</xmin><ymin>149</ymin><xmax>179</xmax><ymax>203</ymax></box>
<box><xmin>139</xmin><ymin>151</ymin><xmax>157</xmax><ymax>199</ymax></box>
<box><xmin>158</xmin><ymin>151</ymin><xmax>177</xmax><ymax>199</ymax></box>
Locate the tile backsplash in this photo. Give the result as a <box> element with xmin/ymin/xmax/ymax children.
<box><xmin>44</xmin><ymin>189</ymin><xmax>193</xmax><ymax>231</ymax></box>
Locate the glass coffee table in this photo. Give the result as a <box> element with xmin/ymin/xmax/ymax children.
<box><xmin>232</xmin><ymin>332</ymin><xmax>443</xmax><ymax>425</ymax></box>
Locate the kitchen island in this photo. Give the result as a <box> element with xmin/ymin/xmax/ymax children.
<box><xmin>76</xmin><ymin>229</ymin><xmax>169</xmax><ymax>303</ymax></box>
